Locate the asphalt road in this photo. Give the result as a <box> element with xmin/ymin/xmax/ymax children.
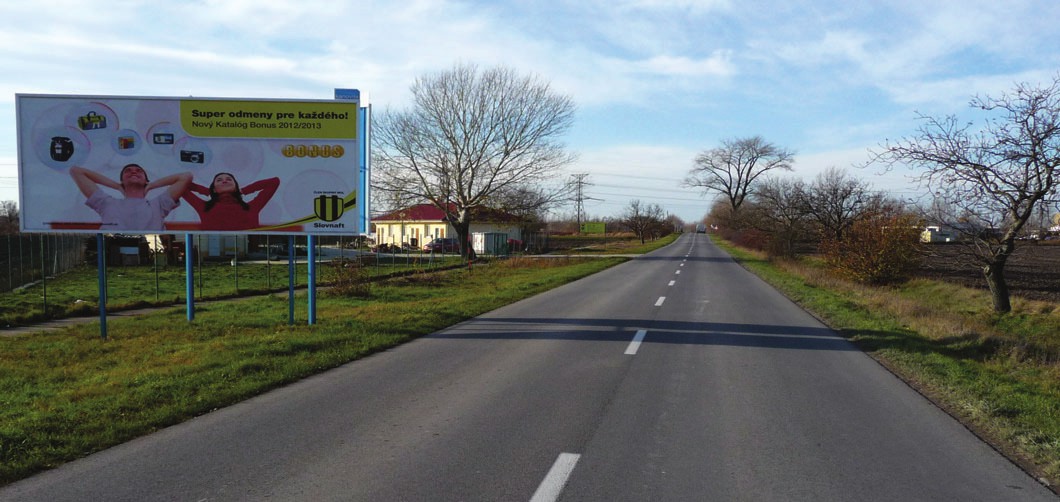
<box><xmin>2</xmin><ymin>233</ymin><xmax>1054</xmax><ymax>501</ymax></box>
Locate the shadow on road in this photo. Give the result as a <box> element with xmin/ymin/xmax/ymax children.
<box><xmin>432</xmin><ymin>317</ymin><xmax>861</xmax><ymax>352</ymax></box>
<box><xmin>630</xmin><ymin>255</ymin><xmax>753</xmax><ymax>263</ymax></box>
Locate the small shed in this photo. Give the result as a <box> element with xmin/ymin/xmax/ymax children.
<box><xmin>472</xmin><ymin>232</ymin><xmax>509</xmax><ymax>255</ymax></box>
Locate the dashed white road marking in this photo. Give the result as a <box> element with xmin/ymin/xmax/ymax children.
<box><xmin>668</xmin><ymin>280</ymin><xmax>676</xmax><ymax>286</ymax></box>
<box><xmin>655</xmin><ymin>297</ymin><xmax>666</xmax><ymax>306</ymax></box>
<box><xmin>625</xmin><ymin>329</ymin><xmax>648</xmax><ymax>355</ymax></box>
<box><xmin>530</xmin><ymin>453</ymin><xmax>581</xmax><ymax>502</ymax></box>
<box><xmin>675</xmin><ymin>270</ymin><xmax>681</xmax><ymax>275</ymax></box>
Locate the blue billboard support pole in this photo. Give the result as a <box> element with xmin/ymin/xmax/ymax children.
<box><xmin>185</xmin><ymin>234</ymin><xmax>194</xmax><ymax>321</ymax></box>
<box><xmin>288</xmin><ymin>235</ymin><xmax>295</xmax><ymax>325</ymax></box>
<box><xmin>96</xmin><ymin>233</ymin><xmax>107</xmax><ymax>340</ymax></box>
<box><xmin>336</xmin><ymin>88</ymin><xmax>369</xmax><ymax>236</ymax></box>
<box><xmin>307</xmin><ymin>234</ymin><xmax>317</xmax><ymax>325</ymax></box>
<box><xmin>361</xmin><ymin>103</ymin><xmax>370</xmax><ymax>233</ymax></box>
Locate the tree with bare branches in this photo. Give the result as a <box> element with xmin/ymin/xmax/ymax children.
<box><xmin>871</xmin><ymin>77</ymin><xmax>1060</xmax><ymax>312</ymax></box>
<box><xmin>0</xmin><ymin>201</ymin><xmax>18</xmax><ymax>234</ymax></box>
<box><xmin>746</xmin><ymin>176</ymin><xmax>809</xmax><ymax>257</ymax></box>
<box><xmin>684</xmin><ymin>136</ymin><xmax>795</xmax><ymax>218</ymax></box>
<box><xmin>800</xmin><ymin>167</ymin><xmax>877</xmax><ymax>243</ymax></box>
<box><xmin>373</xmin><ymin>63</ymin><xmax>577</xmax><ymax>257</ymax></box>
<box><xmin>621</xmin><ymin>199</ymin><xmax>667</xmax><ymax>244</ymax></box>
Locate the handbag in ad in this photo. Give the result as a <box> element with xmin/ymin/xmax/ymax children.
<box><xmin>50</xmin><ymin>136</ymin><xmax>74</xmax><ymax>162</ymax></box>
<box><xmin>77</xmin><ymin>111</ymin><xmax>107</xmax><ymax>130</ymax></box>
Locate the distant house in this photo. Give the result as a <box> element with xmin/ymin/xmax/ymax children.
<box><xmin>920</xmin><ymin>225</ymin><xmax>959</xmax><ymax>243</ymax></box>
<box><xmin>372</xmin><ymin>203</ymin><xmax>524</xmax><ymax>248</ymax></box>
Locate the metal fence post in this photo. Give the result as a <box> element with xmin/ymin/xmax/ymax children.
<box><xmin>41</xmin><ymin>235</ymin><xmax>47</xmax><ymax>316</ymax></box>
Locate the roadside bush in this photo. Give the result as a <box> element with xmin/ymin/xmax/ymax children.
<box><xmin>325</xmin><ymin>258</ymin><xmax>371</xmax><ymax>297</ymax></box>
<box><xmin>730</xmin><ymin>228</ymin><xmax>770</xmax><ymax>253</ymax></box>
<box><xmin>821</xmin><ymin>209</ymin><xmax>923</xmax><ymax>285</ymax></box>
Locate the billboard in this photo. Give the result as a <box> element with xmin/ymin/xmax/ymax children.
<box><xmin>580</xmin><ymin>222</ymin><xmax>606</xmax><ymax>234</ymax></box>
<box><xmin>16</xmin><ymin>94</ymin><xmax>362</xmax><ymax>235</ymax></box>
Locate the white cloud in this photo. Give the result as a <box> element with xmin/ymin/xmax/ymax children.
<box><xmin>792</xmin><ymin>147</ymin><xmax>923</xmax><ymax>198</ymax></box>
<box><xmin>882</xmin><ymin>70</ymin><xmax>1058</xmax><ymax>111</ymax></box>
<box><xmin>613</xmin><ymin>0</ymin><xmax>731</xmax><ymax>11</ymax></box>
<box><xmin>0</xmin><ymin>0</ymin><xmax>742</xmax><ymax>112</ymax></box>
<box><xmin>3</xmin><ymin>0</ymin><xmax>1060</xmax><ymax>218</ymax></box>
<box><xmin>578</xmin><ymin>144</ymin><xmax>697</xmax><ymax>176</ymax></box>
<box><xmin>636</xmin><ymin>51</ymin><xmax>735</xmax><ymax>77</ymax></box>
<box><xmin>758</xmin><ymin>1</ymin><xmax>1060</xmax><ymax>110</ymax></box>
<box><xmin>776</xmin><ymin>30</ymin><xmax>870</xmax><ymax>68</ymax></box>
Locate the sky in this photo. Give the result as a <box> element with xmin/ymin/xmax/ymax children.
<box><xmin>3</xmin><ymin>0</ymin><xmax>1060</xmax><ymax>224</ymax></box>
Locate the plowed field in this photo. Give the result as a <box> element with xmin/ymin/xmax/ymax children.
<box><xmin>917</xmin><ymin>242</ymin><xmax>1060</xmax><ymax>303</ymax></box>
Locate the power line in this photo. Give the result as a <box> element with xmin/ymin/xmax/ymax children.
<box><xmin>589</xmin><ymin>190</ymin><xmax>708</xmax><ymax>203</ymax></box>
<box><xmin>593</xmin><ymin>182</ymin><xmax>700</xmax><ymax>194</ymax></box>
<box><xmin>592</xmin><ymin>171</ymin><xmax>686</xmax><ymax>183</ymax></box>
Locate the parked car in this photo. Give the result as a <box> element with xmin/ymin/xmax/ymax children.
<box><xmin>423</xmin><ymin>237</ymin><xmax>460</xmax><ymax>253</ymax></box>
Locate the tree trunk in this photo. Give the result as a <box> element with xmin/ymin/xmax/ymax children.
<box><xmin>983</xmin><ymin>260</ymin><xmax>1012</xmax><ymax>313</ymax></box>
<box><xmin>454</xmin><ymin>216</ymin><xmax>472</xmax><ymax>259</ymax></box>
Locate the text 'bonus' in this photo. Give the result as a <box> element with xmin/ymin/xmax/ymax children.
<box><xmin>282</xmin><ymin>144</ymin><xmax>346</xmax><ymax>158</ymax></box>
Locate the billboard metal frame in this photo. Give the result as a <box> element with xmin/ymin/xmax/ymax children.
<box><xmin>16</xmin><ymin>93</ymin><xmax>365</xmax><ymax>236</ymax></box>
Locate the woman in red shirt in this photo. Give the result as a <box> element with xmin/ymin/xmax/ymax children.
<box><xmin>182</xmin><ymin>172</ymin><xmax>279</xmax><ymax>230</ymax></box>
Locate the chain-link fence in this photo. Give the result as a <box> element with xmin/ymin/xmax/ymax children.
<box><xmin>0</xmin><ymin>233</ymin><xmax>87</xmax><ymax>292</ymax></box>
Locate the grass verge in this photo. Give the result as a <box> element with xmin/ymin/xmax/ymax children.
<box><xmin>0</xmin><ymin>256</ymin><xmax>465</xmax><ymax>326</ymax></box>
<box><xmin>552</xmin><ymin>233</ymin><xmax>680</xmax><ymax>255</ymax></box>
<box><xmin>712</xmin><ymin>235</ymin><xmax>1060</xmax><ymax>490</ymax></box>
<box><xmin>0</xmin><ymin>256</ymin><xmax>624</xmax><ymax>485</ymax></box>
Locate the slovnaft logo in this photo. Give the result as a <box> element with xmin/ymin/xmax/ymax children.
<box><xmin>314</xmin><ymin>194</ymin><xmax>344</xmax><ymax>222</ymax></box>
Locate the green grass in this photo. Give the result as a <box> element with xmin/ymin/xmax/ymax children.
<box><xmin>0</xmin><ymin>256</ymin><xmax>465</xmax><ymax>326</ymax></box>
<box><xmin>552</xmin><ymin>233</ymin><xmax>680</xmax><ymax>255</ymax></box>
<box><xmin>0</xmin><ymin>256</ymin><xmax>624</xmax><ymax>485</ymax></box>
<box><xmin>712</xmin><ymin>235</ymin><xmax>1060</xmax><ymax>487</ymax></box>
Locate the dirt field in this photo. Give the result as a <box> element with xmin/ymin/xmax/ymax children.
<box><xmin>917</xmin><ymin>241</ymin><xmax>1060</xmax><ymax>303</ymax></box>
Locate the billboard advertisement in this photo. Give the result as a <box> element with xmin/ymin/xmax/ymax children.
<box><xmin>580</xmin><ymin>222</ymin><xmax>606</xmax><ymax>234</ymax></box>
<box><xmin>15</xmin><ymin>94</ymin><xmax>362</xmax><ymax>235</ymax></box>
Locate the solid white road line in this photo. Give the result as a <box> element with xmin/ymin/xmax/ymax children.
<box><xmin>655</xmin><ymin>297</ymin><xmax>666</xmax><ymax>306</ymax></box>
<box><xmin>530</xmin><ymin>453</ymin><xmax>581</xmax><ymax>502</ymax></box>
<box><xmin>625</xmin><ymin>329</ymin><xmax>648</xmax><ymax>355</ymax></box>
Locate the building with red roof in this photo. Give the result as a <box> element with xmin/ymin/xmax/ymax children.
<box><xmin>372</xmin><ymin>203</ymin><xmax>524</xmax><ymax>248</ymax></box>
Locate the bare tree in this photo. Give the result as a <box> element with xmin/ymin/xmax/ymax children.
<box><xmin>665</xmin><ymin>213</ymin><xmax>684</xmax><ymax>234</ymax></box>
<box><xmin>373</xmin><ymin>63</ymin><xmax>577</xmax><ymax>257</ymax></box>
<box><xmin>621</xmin><ymin>199</ymin><xmax>666</xmax><ymax>244</ymax></box>
<box><xmin>871</xmin><ymin>77</ymin><xmax>1060</xmax><ymax>312</ymax></box>
<box><xmin>0</xmin><ymin>201</ymin><xmax>18</xmax><ymax>234</ymax></box>
<box><xmin>487</xmin><ymin>185</ymin><xmax>555</xmax><ymax>241</ymax></box>
<box><xmin>746</xmin><ymin>176</ymin><xmax>809</xmax><ymax>257</ymax></box>
<box><xmin>800</xmin><ymin>167</ymin><xmax>876</xmax><ymax>243</ymax></box>
<box><xmin>684</xmin><ymin>136</ymin><xmax>795</xmax><ymax>218</ymax></box>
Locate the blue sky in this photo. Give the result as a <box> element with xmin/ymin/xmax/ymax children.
<box><xmin>3</xmin><ymin>0</ymin><xmax>1060</xmax><ymax>223</ymax></box>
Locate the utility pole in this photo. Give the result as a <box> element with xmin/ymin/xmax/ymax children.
<box><xmin>572</xmin><ymin>173</ymin><xmax>590</xmax><ymax>233</ymax></box>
